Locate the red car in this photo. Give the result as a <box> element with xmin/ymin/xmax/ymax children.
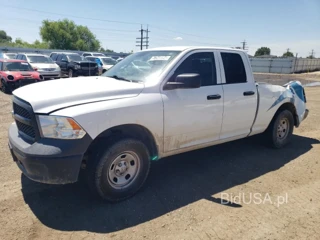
<box><xmin>0</xmin><ymin>59</ymin><xmax>44</xmax><ymax>93</ymax></box>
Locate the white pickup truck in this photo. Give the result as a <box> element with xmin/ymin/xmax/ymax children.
<box><xmin>8</xmin><ymin>47</ymin><xmax>308</xmax><ymax>202</ymax></box>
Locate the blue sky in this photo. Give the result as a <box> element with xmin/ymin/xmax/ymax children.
<box><xmin>1</xmin><ymin>0</ymin><xmax>319</xmax><ymax>57</ymax></box>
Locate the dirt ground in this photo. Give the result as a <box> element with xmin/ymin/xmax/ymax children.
<box><xmin>0</xmin><ymin>83</ymin><xmax>320</xmax><ymax>239</ymax></box>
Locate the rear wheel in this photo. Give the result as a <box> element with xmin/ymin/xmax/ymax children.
<box><xmin>265</xmin><ymin>109</ymin><xmax>294</xmax><ymax>148</ymax></box>
<box><xmin>86</xmin><ymin>138</ymin><xmax>151</xmax><ymax>202</ymax></box>
<box><xmin>1</xmin><ymin>79</ymin><xmax>11</xmax><ymax>94</ymax></box>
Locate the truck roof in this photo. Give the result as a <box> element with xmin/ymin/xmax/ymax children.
<box><xmin>142</xmin><ymin>46</ymin><xmax>246</xmax><ymax>52</ymax></box>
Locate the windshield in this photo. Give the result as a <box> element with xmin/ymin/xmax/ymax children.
<box><xmin>102</xmin><ymin>51</ymin><xmax>180</xmax><ymax>82</ymax></box>
<box><xmin>28</xmin><ymin>56</ymin><xmax>53</xmax><ymax>63</ymax></box>
<box><xmin>67</xmin><ymin>54</ymin><xmax>82</xmax><ymax>61</ymax></box>
<box><xmin>93</xmin><ymin>53</ymin><xmax>105</xmax><ymax>57</ymax></box>
<box><xmin>101</xmin><ymin>58</ymin><xmax>116</xmax><ymax>65</ymax></box>
<box><xmin>3</xmin><ymin>62</ymin><xmax>34</xmax><ymax>71</ymax></box>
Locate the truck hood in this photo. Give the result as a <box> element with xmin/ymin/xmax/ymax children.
<box><xmin>12</xmin><ymin>76</ymin><xmax>144</xmax><ymax>114</ymax></box>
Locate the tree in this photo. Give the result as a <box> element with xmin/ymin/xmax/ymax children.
<box><xmin>307</xmin><ymin>55</ymin><xmax>315</xmax><ymax>59</ymax></box>
<box><xmin>254</xmin><ymin>47</ymin><xmax>271</xmax><ymax>56</ymax></box>
<box><xmin>40</xmin><ymin>19</ymin><xmax>101</xmax><ymax>51</ymax></box>
<box><xmin>282</xmin><ymin>51</ymin><xmax>294</xmax><ymax>58</ymax></box>
<box><xmin>0</xmin><ymin>30</ymin><xmax>12</xmax><ymax>42</ymax></box>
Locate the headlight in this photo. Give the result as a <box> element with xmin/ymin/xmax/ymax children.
<box><xmin>7</xmin><ymin>75</ymin><xmax>14</xmax><ymax>81</ymax></box>
<box><xmin>55</xmin><ymin>67</ymin><xmax>61</xmax><ymax>71</ymax></box>
<box><xmin>38</xmin><ymin>115</ymin><xmax>86</xmax><ymax>139</ymax></box>
<box><xmin>74</xmin><ymin>64</ymin><xmax>81</xmax><ymax>69</ymax></box>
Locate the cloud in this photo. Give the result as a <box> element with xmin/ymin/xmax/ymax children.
<box><xmin>173</xmin><ymin>37</ymin><xmax>183</xmax><ymax>41</ymax></box>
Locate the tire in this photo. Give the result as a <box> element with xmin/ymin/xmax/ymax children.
<box><xmin>1</xmin><ymin>79</ymin><xmax>11</xmax><ymax>94</ymax></box>
<box><xmin>86</xmin><ymin>138</ymin><xmax>151</xmax><ymax>202</ymax></box>
<box><xmin>265</xmin><ymin>109</ymin><xmax>294</xmax><ymax>148</ymax></box>
<box><xmin>68</xmin><ymin>69</ymin><xmax>75</xmax><ymax>78</ymax></box>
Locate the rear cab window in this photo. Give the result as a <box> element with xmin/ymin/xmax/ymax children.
<box><xmin>221</xmin><ymin>52</ymin><xmax>247</xmax><ymax>84</ymax></box>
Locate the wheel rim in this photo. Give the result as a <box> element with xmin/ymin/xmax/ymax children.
<box><xmin>69</xmin><ymin>70</ymin><xmax>72</xmax><ymax>77</ymax></box>
<box><xmin>277</xmin><ymin>117</ymin><xmax>289</xmax><ymax>140</ymax></box>
<box><xmin>107</xmin><ymin>151</ymin><xmax>141</xmax><ymax>189</ymax></box>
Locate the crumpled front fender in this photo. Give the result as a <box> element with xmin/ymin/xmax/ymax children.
<box><xmin>271</xmin><ymin>81</ymin><xmax>307</xmax><ymax>126</ymax></box>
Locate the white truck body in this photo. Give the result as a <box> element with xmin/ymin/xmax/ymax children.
<box><xmin>8</xmin><ymin>46</ymin><xmax>308</xmax><ymax>201</ymax></box>
<box><xmin>12</xmin><ymin>47</ymin><xmax>307</xmax><ymax>157</ymax></box>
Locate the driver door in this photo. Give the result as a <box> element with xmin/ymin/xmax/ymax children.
<box><xmin>161</xmin><ymin>51</ymin><xmax>224</xmax><ymax>152</ymax></box>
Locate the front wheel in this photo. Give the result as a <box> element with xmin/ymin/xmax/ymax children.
<box><xmin>1</xmin><ymin>79</ymin><xmax>11</xmax><ymax>94</ymax></box>
<box><xmin>265</xmin><ymin>109</ymin><xmax>294</xmax><ymax>148</ymax></box>
<box><xmin>86</xmin><ymin>138</ymin><xmax>151</xmax><ymax>202</ymax></box>
<box><xmin>68</xmin><ymin>69</ymin><xmax>76</xmax><ymax>78</ymax></box>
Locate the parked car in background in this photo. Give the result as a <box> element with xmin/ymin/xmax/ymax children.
<box><xmin>2</xmin><ymin>53</ymin><xmax>17</xmax><ymax>59</ymax></box>
<box><xmin>16</xmin><ymin>53</ymin><xmax>61</xmax><ymax>79</ymax></box>
<box><xmin>0</xmin><ymin>52</ymin><xmax>17</xmax><ymax>59</ymax></box>
<box><xmin>85</xmin><ymin>56</ymin><xmax>116</xmax><ymax>74</ymax></box>
<box><xmin>0</xmin><ymin>59</ymin><xmax>44</xmax><ymax>93</ymax></box>
<box><xmin>82</xmin><ymin>52</ymin><xmax>105</xmax><ymax>57</ymax></box>
<box><xmin>116</xmin><ymin>57</ymin><xmax>124</xmax><ymax>63</ymax></box>
<box><xmin>49</xmin><ymin>52</ymin><xmax>63</xmax><ymax>61</ymax></box>
<box><xmin>55</xmin><ymin>53</ymin><xmax>98</xmax><ymax>77</ymax></box>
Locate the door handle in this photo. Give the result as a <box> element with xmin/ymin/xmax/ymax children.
<box><xmin>243</xmin><ymin>91</ymin><xmax>255</xmax><ymax>96</ymax></box>
<box><xmin>207</xmin><ymin>94</ymin><xmax>221</xmax><ymax>100</ymax></box>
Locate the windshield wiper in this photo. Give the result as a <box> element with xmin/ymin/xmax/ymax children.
<box><xmin>108</xmin><ymin>75</ymin><xmax>132</xmax><ymax>82</ymax></box>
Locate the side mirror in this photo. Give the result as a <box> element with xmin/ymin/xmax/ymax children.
<box><xmin>164</xmin><ymin>73</ymin><xmax>201</xmax><ymax>90</ymax></box>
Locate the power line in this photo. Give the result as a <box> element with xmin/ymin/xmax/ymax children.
<box><xmin>2</xmin><ymin>4</ymin><xmax>142</xmax><ymax>25</ymax></box>
<box><xmin>2</xmin><ymin>5</ymin><xmax>242</xmax><ymax>49</ymax></box>
<box><xmin>150</xmin><ymin>25</ymin><xmax>220</xmax><ymax>41</ymax></box>
<box><xmin>3</xmin><ymin>5</ymin><xmax>235</xmax><ymax>44</ymax></box>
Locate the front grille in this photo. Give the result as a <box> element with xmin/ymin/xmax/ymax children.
<box><xmin>20</xmin><ymin>79</ymin><xmax>37</xmax><ymax>85</ymax></box>
<box><xmin>16</xmin><ymin>121</ymin><xmax>36</xmax><ymax>139</ymax></box>
<box><xmin>80</xmin><ymin>62</ymin><xmax>97</xmax><ymax>68</ymax></box>
<box><xmin>42</xmin><ymin>68</ymin><xmax>55</xmax><ymax>71</ymax></box>
<box><xmin>13</xmin><ymin>99</ymin><xmax>37</xmax><ymax>142</ymax></box>
<box><xmin>13</xmin><ymin>103</ymin><xmax>31</xmax><ymax>119</ymax></box>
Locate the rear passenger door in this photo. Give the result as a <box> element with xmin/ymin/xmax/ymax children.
<box><xmin>218</xmin><ymin>51</ymin><xmax>257</xmax><ymax>139</ymax></box>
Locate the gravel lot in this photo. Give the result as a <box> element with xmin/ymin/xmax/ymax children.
<box><xmin>0</xmin><ymin>82</ymin><xmax>319</xmax><ymax>240</ymax></box>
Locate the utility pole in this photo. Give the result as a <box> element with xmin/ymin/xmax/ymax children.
<box><xmin>136</xmin><ymin>25</ymin><xmax>150</xmax><ymax>50</ymax></box>
<box><xmin>241</xmin><ymin>40</ymin><xmax>247</xmax><ymax>50</ymax></box>
<box><xmin>286</xmin><ymin>48</ymin><xmax>290</xmax><ymax>53</ymax></box>
<box><xmin>310</xmin><ymin>49</ymin><xmax>315</xmax><ymax>58</ymax></box>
